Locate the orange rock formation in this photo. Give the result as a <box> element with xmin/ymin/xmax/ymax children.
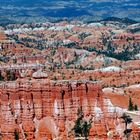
<box><xmin>0</xmin><ymin>79</ymin><xmax>122</xmax><ymax>140</ymax></box>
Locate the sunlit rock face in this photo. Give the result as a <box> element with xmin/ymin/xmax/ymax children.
<box><xmin>0</xmin><ymin>79</ymin><xmax>123</xmax><ymax>140</ymax></box>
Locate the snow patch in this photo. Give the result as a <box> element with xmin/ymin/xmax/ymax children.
<box><xmin>88</xmin><ymin>23</ymin><xmax>103</xmax><ymax>27</ymax></box>
<box><xmin>104</xmin><ymin>99</ymin><xmax>126</xmax><ymax>115</ymax></box>
<box><xmin>102</xmin><ymin>87</ymin><xmax>124</xmax><ymax>95</ymax></box>
<box><xmin>135</xmin><ymin>53</ymin><xmax>140</xmax><ymax>59</ymax></box>
<box><xmin>127</xmin><ymin>84</ymin><xmax>140</xmax><ymax>89</ymax></box>
<box><xmin>96</xmin><ymin>66</ymin><xmax>123</xmax><ymax>72</ymax></box>
<box><xmin>48</xmin><ymin>25</ymin><xmax>74</xmax><ymax>31</ymax></box>
<box><xmin>102</xmin><ymin>88</ymin><xmax>113</xmax><ymax>93</ymax></box>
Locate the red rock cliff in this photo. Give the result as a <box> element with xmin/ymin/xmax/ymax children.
<box><xmin>0</xmin><ymin>79</ymin><xmax>121</xmax><ymax>140</ymax></box>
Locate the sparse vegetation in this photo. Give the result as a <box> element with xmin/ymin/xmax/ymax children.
<box><xmin>128</xmin><ymin>97</ymin><xmax>134</xmax><ymax>111</ymax></box>
<box><xmin>53</xmin><ymin>76</ymin><xmax>57</xmax><ymax>81</ymax></box>
<box><xmin>121</xmin><ymin>113</ymin><xmax>133</xmax><ymax>139</ymax></box>
<box><xmin>128</xmin><ymin>97</ymin><xmax>139</xmax><ymax>111</ymax></box>
<box><xmin>72</xmin><ymin>107</ymin><xmax>93</xmax><ymax>140</ymax></box>
<box><xmin>14</xmin><ymin>130</ymin><xmax>19</xmax><ymax>140</ymax></box>
<box><xmin>134</xmin><ymin>104</ymin><xmax>138</xmax><ymax>111</ymax></box>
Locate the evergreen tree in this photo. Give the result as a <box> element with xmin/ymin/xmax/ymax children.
<box><xmin>72</xmin><ymin>107</ymin><xmax>93</xmax><ymax>140</ymax></box>
<box><xmin>89</xmin><ymin>76</ymin><xmax>93</xmax><ymax>81</ymax></box>
<box><xmin>121</xmin><ymin>113</ymin><xmax>133</xmax><ymax>139</ymax></box>
<box><xmin>14</xmin><ymin>130</ymin><xmax>19</xmax><ymax>140</ymax></box>
<box><xmin>128</xmin><ymin>97</ymin><xmax>134</xmax><ymax>111</ymax></box>
<box><xmin>134</xmin><ymin>104</ymin><xmax>138</xmax><ymax>111</ymax></box>
<box><xmin>0</xmin><ymin>71</ymin><xmax>4</xmax><ymax>81</ymax></box>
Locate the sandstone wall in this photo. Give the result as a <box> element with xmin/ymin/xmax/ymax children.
<box><xmin>0</xmin><ymin>80</ymin><xmax>121</xmax><ymax>140</ymax></box>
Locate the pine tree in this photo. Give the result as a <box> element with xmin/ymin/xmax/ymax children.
<box><xmin>14</xmin><ymin>130</ymin><xmax>19</xmax><ymax>140</ymax></box>
<box><xmin>72</xmin><ymin>107</ymin><xmax>93</xmax><ymax>140</ymax></box>
<box><xmin>128</xmin><ymin>97</ymin><xmax>134</xmax><ymax>111</ymax></box>
<box><xmin>134</xmin><ymin>104</ymin><xmax>138</xmax><ymax>111</ymax></box>
<box><xmin>0</xmin><ymin>71</ymin><xmax>4</xmax><ymax>81</ymax></box>
<box><xmin>121</xmin><ymin>113</ymin><xmax>133</xmax><ymax>139</ymax></box>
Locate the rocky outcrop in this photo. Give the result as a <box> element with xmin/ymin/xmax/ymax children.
<box><xmin>0</xmin><ymin>79</ymin><xmax>124</xmax><ymax>140</ymax></box>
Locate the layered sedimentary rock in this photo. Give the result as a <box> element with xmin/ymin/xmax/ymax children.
<box><xmin>0</xmin><ymin>79</ymin><xmax>124</xmax><ymax>140</ymax></box>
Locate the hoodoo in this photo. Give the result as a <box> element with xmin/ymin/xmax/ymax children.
<box><xmin>0</xmin><ymin>79</ymin><xmax>129</xmax><ymax>140</ymax></box>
